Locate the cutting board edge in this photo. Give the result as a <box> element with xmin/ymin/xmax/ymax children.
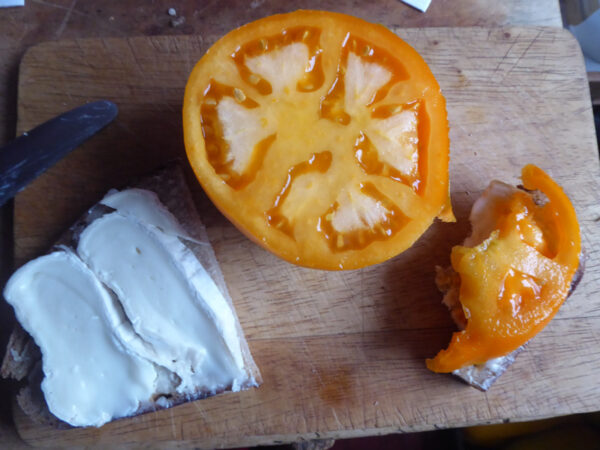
<box><xmin>15</xmin><ymin>400</ymin><xmax>600</xmax><ymax>448</ymax></box>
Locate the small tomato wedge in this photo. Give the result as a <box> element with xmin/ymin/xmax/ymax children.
<box><xmin>427</xmin><ymin>165</ymin><xmax>582</xmax><ymax>373</ymax></box>
<box><xmin>183</xmin><ymin>10</ymin><xmax>453</xmax><ymax>270</ymax></box>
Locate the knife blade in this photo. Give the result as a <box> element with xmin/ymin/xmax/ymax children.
<box><xmin>0</xmin><ymin>100</ymin><xmax>118</xmax><ymax>207</ymax></box>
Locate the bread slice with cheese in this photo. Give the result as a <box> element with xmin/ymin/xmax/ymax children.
<box><xmin>430</xmin><ymin>170</ymin><xmax>584</xmax><ymax>390</ymax></box>
<box><xmin>1</xmin><ymin>164</ymin><xmax>261</xmax><ymax>427</ymax></box>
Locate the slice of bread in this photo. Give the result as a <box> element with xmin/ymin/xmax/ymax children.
<box><xmin>434</xmin><ymin>182</ymin><xmax>585</xmax><ymax>391</ymax></box>
<box><xmin>1</xmin><ymin>163</ymin><xmax>261</xmax><ymax>427</ymax></box>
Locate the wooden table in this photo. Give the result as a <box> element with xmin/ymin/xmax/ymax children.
<box><xmin>0</xmin><ymin>1</ymin><xmax>569</xmax><ymax>447</ymax></box>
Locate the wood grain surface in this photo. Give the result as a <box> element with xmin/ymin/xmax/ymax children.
<box><xmin>0</xmin><ymin>2</ymin><xmax>564</xmax><ymax>446</ymax></box>
<box><xmin>0</xmin><ymin>0</ymin><xmax>563</xmax><ymax>147</ymax></box>
<box><xmin>10</xmin><ymin>27</ymin><xmax>600</xmax><ymax>447</ymax></box>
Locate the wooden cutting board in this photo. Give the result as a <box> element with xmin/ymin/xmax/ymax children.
<box><xmin>11</xmin><ymin>27</ymin><xmax>600</xmax><ymax>448</ymax></box>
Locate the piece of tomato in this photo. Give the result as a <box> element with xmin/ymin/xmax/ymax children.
<box><xmin>427</xmin><ymin>165</ymin><xmax>582</xmax><ymax>372</ymax></box>
<box><xmin>183</xmin><ymin>10</ymin><xmax>453</xmax><ymax>270</ymax></box>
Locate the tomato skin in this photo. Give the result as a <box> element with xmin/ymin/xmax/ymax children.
<box><xmin>183</xmin><ymin>10</ymin><xmax>452</xmax><ymax>270</ymax></box>
<box><xmin>427</xmin><ymin>165</ymin><xmax>582</xmax><ymax>373</ymax></box>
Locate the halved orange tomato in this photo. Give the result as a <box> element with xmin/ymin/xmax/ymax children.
<box><xmin>427</xmin><ymin>165</ymin><xmax>582</xmax><ymax>372</ymax></box>
<box><xmin>183</xmin><ymin>10</ymin><xmax>453</xmax><ymax>270</ymax></box>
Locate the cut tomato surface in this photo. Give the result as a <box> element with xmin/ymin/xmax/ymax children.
<box><xmin>183</xmin><ymin>10</ymin><xmax>452</xmax><ymax>270</ymax></box>
<box><xmin>427</xmin><ymin>165</ymin><xmax>582</xmax><ymax>373</ymax></box>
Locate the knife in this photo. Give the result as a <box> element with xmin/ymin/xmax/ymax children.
<box><xmin>0</xmin><ymin>100</ymin><xmax>118</xmax><ymax>207</ymax></box>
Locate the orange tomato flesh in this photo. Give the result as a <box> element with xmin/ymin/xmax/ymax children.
<box><xmin>183</xmin><ymin>10</ymin><xmax>453</xmax><ymax>270</ymax></box>
<box><xmin>427</xmin><ymin>165</ymin><xmax>581</xmax><ymax>372</ymax></box>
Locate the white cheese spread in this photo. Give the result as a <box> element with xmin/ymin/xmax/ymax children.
<box><xmin>77</xmin><ymin>212</ymin><xmax>247</xmax><ymax>394</ymax></box>
<box><xmin>3</xmin><ymin>251</ymin><xmax>159</xmax><ymax>427</ymax></box>
<box><xmin>4</xmin><ymin>187</ymin><xmax>255</xmax><ymax>427</ymax></box>
<box><xmin>100</xmin><ymin>188</ymin><xmax>190</xmax><ymax>238</ymax></box>
<box><xmin>464</xmin><ymin>181</ymin><xmax>518</xmax><ymax>248</ymax></box>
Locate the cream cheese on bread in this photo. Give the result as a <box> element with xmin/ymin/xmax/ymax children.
<box><xmin>3</xmin><ymin>183</ymin><xmax>259</xmax><ymax>427</ymax></box>
<box><xmin>77</xmin><ymin>211</ymin><xmax>248</xmax><ymax>394</ymax></box>
<box><xmin>100</xmin><ymin>188</ymin><xmax>190</xmax><ymax>239</ymax></box>
<box><xmin>463</xmin><ymin>180</ymin><xmax>520</xmax><ymax>248</ymax></box>
<box><xmin>3</xmin><ymin>251</ymin><xmax>159</xmax><ymax>427</ymax></box>
<box><xmin>436</xmin><ymin>176</ymin><xmax>581</xmax><ymax>390</ymax></box>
